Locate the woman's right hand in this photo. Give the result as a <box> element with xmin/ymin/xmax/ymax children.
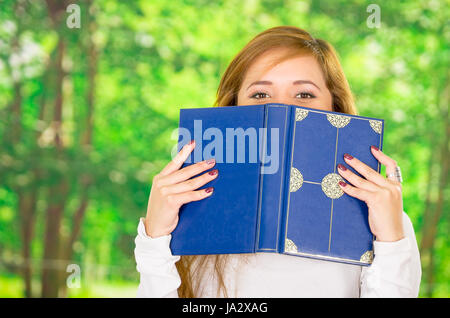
<box><xmin>144</xmin><ymin>140</ymin><xmax>218</xmax><ymax>238</ymax></box>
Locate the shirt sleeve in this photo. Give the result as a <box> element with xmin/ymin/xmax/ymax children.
<box><xmin>134</xmin><ymin>218</ymin><xmax>181</xmax><ymax>298</ymax></box>
<box><xmin>360</xmin><ymin>211</ymin><xmax>422</xmax><ymax>297</ymax></box>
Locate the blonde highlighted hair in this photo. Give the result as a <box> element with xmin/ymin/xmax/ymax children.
<box><xmin>176</xmin><ymin>25</ymin><xmax>358</xmax><ymax>298</ymax></box>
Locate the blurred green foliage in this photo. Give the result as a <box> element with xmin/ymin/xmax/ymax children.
<box><xmin>0</xmin><ymin>0</ymin><xmax>448</xmax><ymax>297</ymax></box>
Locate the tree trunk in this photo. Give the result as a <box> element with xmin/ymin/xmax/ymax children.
<box><xmin>41</xmin><ymin>37</ymin><xmax>67</xmax><ymax>298</ymax></box>
<box><xmin>18</xmin><ymin>190</ymin><xmax>38</xmax><ymax>297</ymax></box>
<box><xmin>7</xmin><ymin>1</ymin><xmax>40</xmax><ymax>297</ymax></box>
<box><xmin>419</xmin><ymin>72</ymin><xmax>450</xmax><ymax>297</ymax></box>
<box><xmin>58</xmin><ymin>1</ymin><xmax>98</xmax><ymax>297</ymax></box>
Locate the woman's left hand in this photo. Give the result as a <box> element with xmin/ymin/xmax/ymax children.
<box><xmin>337</xmin><ymin>145</ymin><xmax>404</xmax><ymax>242</ymax></box>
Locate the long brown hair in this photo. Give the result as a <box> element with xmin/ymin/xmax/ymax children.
<box><xmin>176</xmin><ymin>26</ymin><xmax>358</xmax><ymax>297</ymax></box>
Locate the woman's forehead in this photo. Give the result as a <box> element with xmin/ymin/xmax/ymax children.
<box><xmin>243</xmin><ymin>51</ymin><xmax>326</xmax><ymax>87</ymax></box>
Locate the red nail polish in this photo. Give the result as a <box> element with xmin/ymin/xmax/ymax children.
<box><xmin>189</xmin><ymin>140</ymin><xmax>195</xmax><ymax>145</ymax></box>
<box><xmin>206</xmin><ymin>158</ymin><xmax>215</xmax><ymax>165</ymax></box>
<box><xmin>337</xmin><ymin>164</ymin><xmax>347</xmax><ymax>171</ymax></box>
<box><xmin>344</xmin><ymin>153</ymin><xmax>353</xmax><ymax>160</ymax></box>
<box><xmin>371</xmin><ymin>145</ymin><xmax>379</xmax><ymax>151</ymax></box>
<box><xmin>338</xmin><ymin>181</ymin><xmax>347</xmax><ymax>187</ymax></box>
<box><xmin>205</xmin><ymin>187</ymin><xmax>214</xmax><ymax>193</ymax></box>
<box><xmin>208</xmin><ymin>169</ymin><xmax>218</xmax><ymax>176</ymax></box>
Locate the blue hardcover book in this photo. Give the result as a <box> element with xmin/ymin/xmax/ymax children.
<box><xmin>170</xmin><ymin>103</ymin><xmax>384</xmax><ymax>266</ymax></box>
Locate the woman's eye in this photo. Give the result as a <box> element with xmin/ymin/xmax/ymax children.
<box><xmin>296</xmin><ymin>92</ymin><xmax>316</xmax><ymax>99</ymax></box>
<box><xmin>250</xmin><ymin>92</ymin><xmax>270</xmax><ymax>99</ymax></box>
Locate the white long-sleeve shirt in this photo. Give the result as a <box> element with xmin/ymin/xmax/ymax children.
<box><xmin>134</xmin><ymin>211</ymin><xmax>421</xmax><ymax>298</ymax></box>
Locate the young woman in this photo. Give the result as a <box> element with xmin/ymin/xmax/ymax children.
<box><xmin>134</xmin><ymin>26</ymin><xmax>422</xmax><ymax>297</ymax></box>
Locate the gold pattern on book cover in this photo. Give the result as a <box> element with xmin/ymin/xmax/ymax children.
<box><xmin>289</xmin><ymin>167</ymin><xmax>304</xmax><ymax>192</ymax></box>
<box><xmin>369</xmin><ymin>120</ymin><xmax>382</xmax><ymax>134</ymax></box>
<box><xmin>360</xmin><ymin>250</ymin><xmax>374</xmax><ymax>264</ymax></box>
<box><xmin>285</xmin><ymin>238</ymin><xmax>298</xmax><ymax>253</ymax></box>
<box><xmin>295</xmin><ymin>108</ymin><xmax>309</xmax><ymax>122</ymax></box>
<box><xmin>321</xmin><ymin>173</ymin><xmax>345</xmax><ymax>199</ymax></box>
<box><xmin>326</xmin><ymin>113</ymin><xmax>351</xmax><ymax>128</ymax></box>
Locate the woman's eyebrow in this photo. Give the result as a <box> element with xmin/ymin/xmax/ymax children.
<box><xmin>246</xmin><ymin>80</ymin><xmax>321</xmax><ymax>91</ymax></box>
<box><xmin>246</xmin><ymin>80</ymin><xmax>273</xmax><ymax>90</ymax></box>
<box><xmin>293</xmin><ymin>80</ymin><xmax>321</xmax><ymax>91</ymax></box>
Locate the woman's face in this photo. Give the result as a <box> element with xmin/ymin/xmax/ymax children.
<box><xmin>237</xmin><ymin>48</ymin><xmax>333</xmax><ymax>111</ymax></box>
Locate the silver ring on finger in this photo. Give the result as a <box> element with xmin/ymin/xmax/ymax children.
<box><xmin>386</xmin><ymin>166</ymin><xmax>403</xmax><ymax>183</ymax></box>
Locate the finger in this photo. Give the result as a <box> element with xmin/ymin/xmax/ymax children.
<box><xmin>160</xmin><ymin>158</ymin><xmax>216</xmax><ymax>186</ymax></box>
<box><xmin>338</xmin><ymin>180</ymin><xmax>372</xmax><ymax>203</ymax></box>
<box><xmin>370</xmin><ymin>145</ymin><xmax>399</xmax><ymax>180</ymax></box>
<box><xmin>160</xmin><ymin>140</ymin><xmax>195</xmax><ymax>177</ymax></box>
<box><xmin>337</xmin><ymin>163</ymin><xmax>379</xmax><ymax>192</ymax></box>
<box><xmin>170</xmin><ymin>187</ymin><xmax>214</xmax><ymax>206</ymax></box>
<box><xmin>164</xmin><ymin>169</ymin><xmax>218</xmax><ymax>194</ymax></box>
<box><xmin>343</xmin><ymin>153</ymin><xmax>389</xmax><ymax>188</ymax></box>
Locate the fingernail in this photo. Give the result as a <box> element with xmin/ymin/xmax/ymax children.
<box><xmin>205</xmin><ymin>187</ymin><xmax>214</xmax><ymax>193</ymax></box>
<box><xmin>344</xmin><ymin>153</ymin><xmax>353</xmax><ymax>160</ymax></box>
<box><xmin>189</xmin><ymin>140</ymin><xmax>195</xmax><ymax>145</ymax></box>
<box><xmin>371</xmin><ymin>145</ymin><xmax>379</xmax><ymax>151</ymax></box>
<box><xmin>208</xmin><ymin>169</ymin><xmax>218</xmax><ymax>176</ymax></box>
<box><xmin>337</xmin><ymin>164</ymin><xmax>347</xmax><ymax>171</ymax></box>
<box><xmin>206</xmin><ymin>158</ymin><xmax>215</xmax><ymax>165</ymax></box>
<box><xmin>338</xmin><ymin>181</ymin><xmax>347</xmax><ymax>187</ymax></box>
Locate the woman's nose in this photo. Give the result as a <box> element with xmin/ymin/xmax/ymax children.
<box><xmin>270</xmin><ymin>97</ymin><xmax>292</xmax><ymax>105</ymax></box>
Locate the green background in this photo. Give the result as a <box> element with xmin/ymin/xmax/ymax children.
<box><xmin>0</xmin><ymin>0</ymin><xmax>448</xmax><ymax>297</ymax></box>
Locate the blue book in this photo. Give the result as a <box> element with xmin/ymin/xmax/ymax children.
<box><xmin>170</xmin><ymin>103</ymin><xmax>384</xmax><ymax>266</ymax></box>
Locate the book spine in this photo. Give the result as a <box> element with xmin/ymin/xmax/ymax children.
<box><xmin>253</xmin><ymin>105</ymin><xmax>268</xmax><ymax>253</ymax></box>
<box><xmin>255</xmin><ymin>104</ymin><xmax>290</xmax><ymax>253</ymax></box>
<box><xmin>277</xmin><ymin>106</ymin><xmax>295</xmax><ymax>254</ymax></box>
